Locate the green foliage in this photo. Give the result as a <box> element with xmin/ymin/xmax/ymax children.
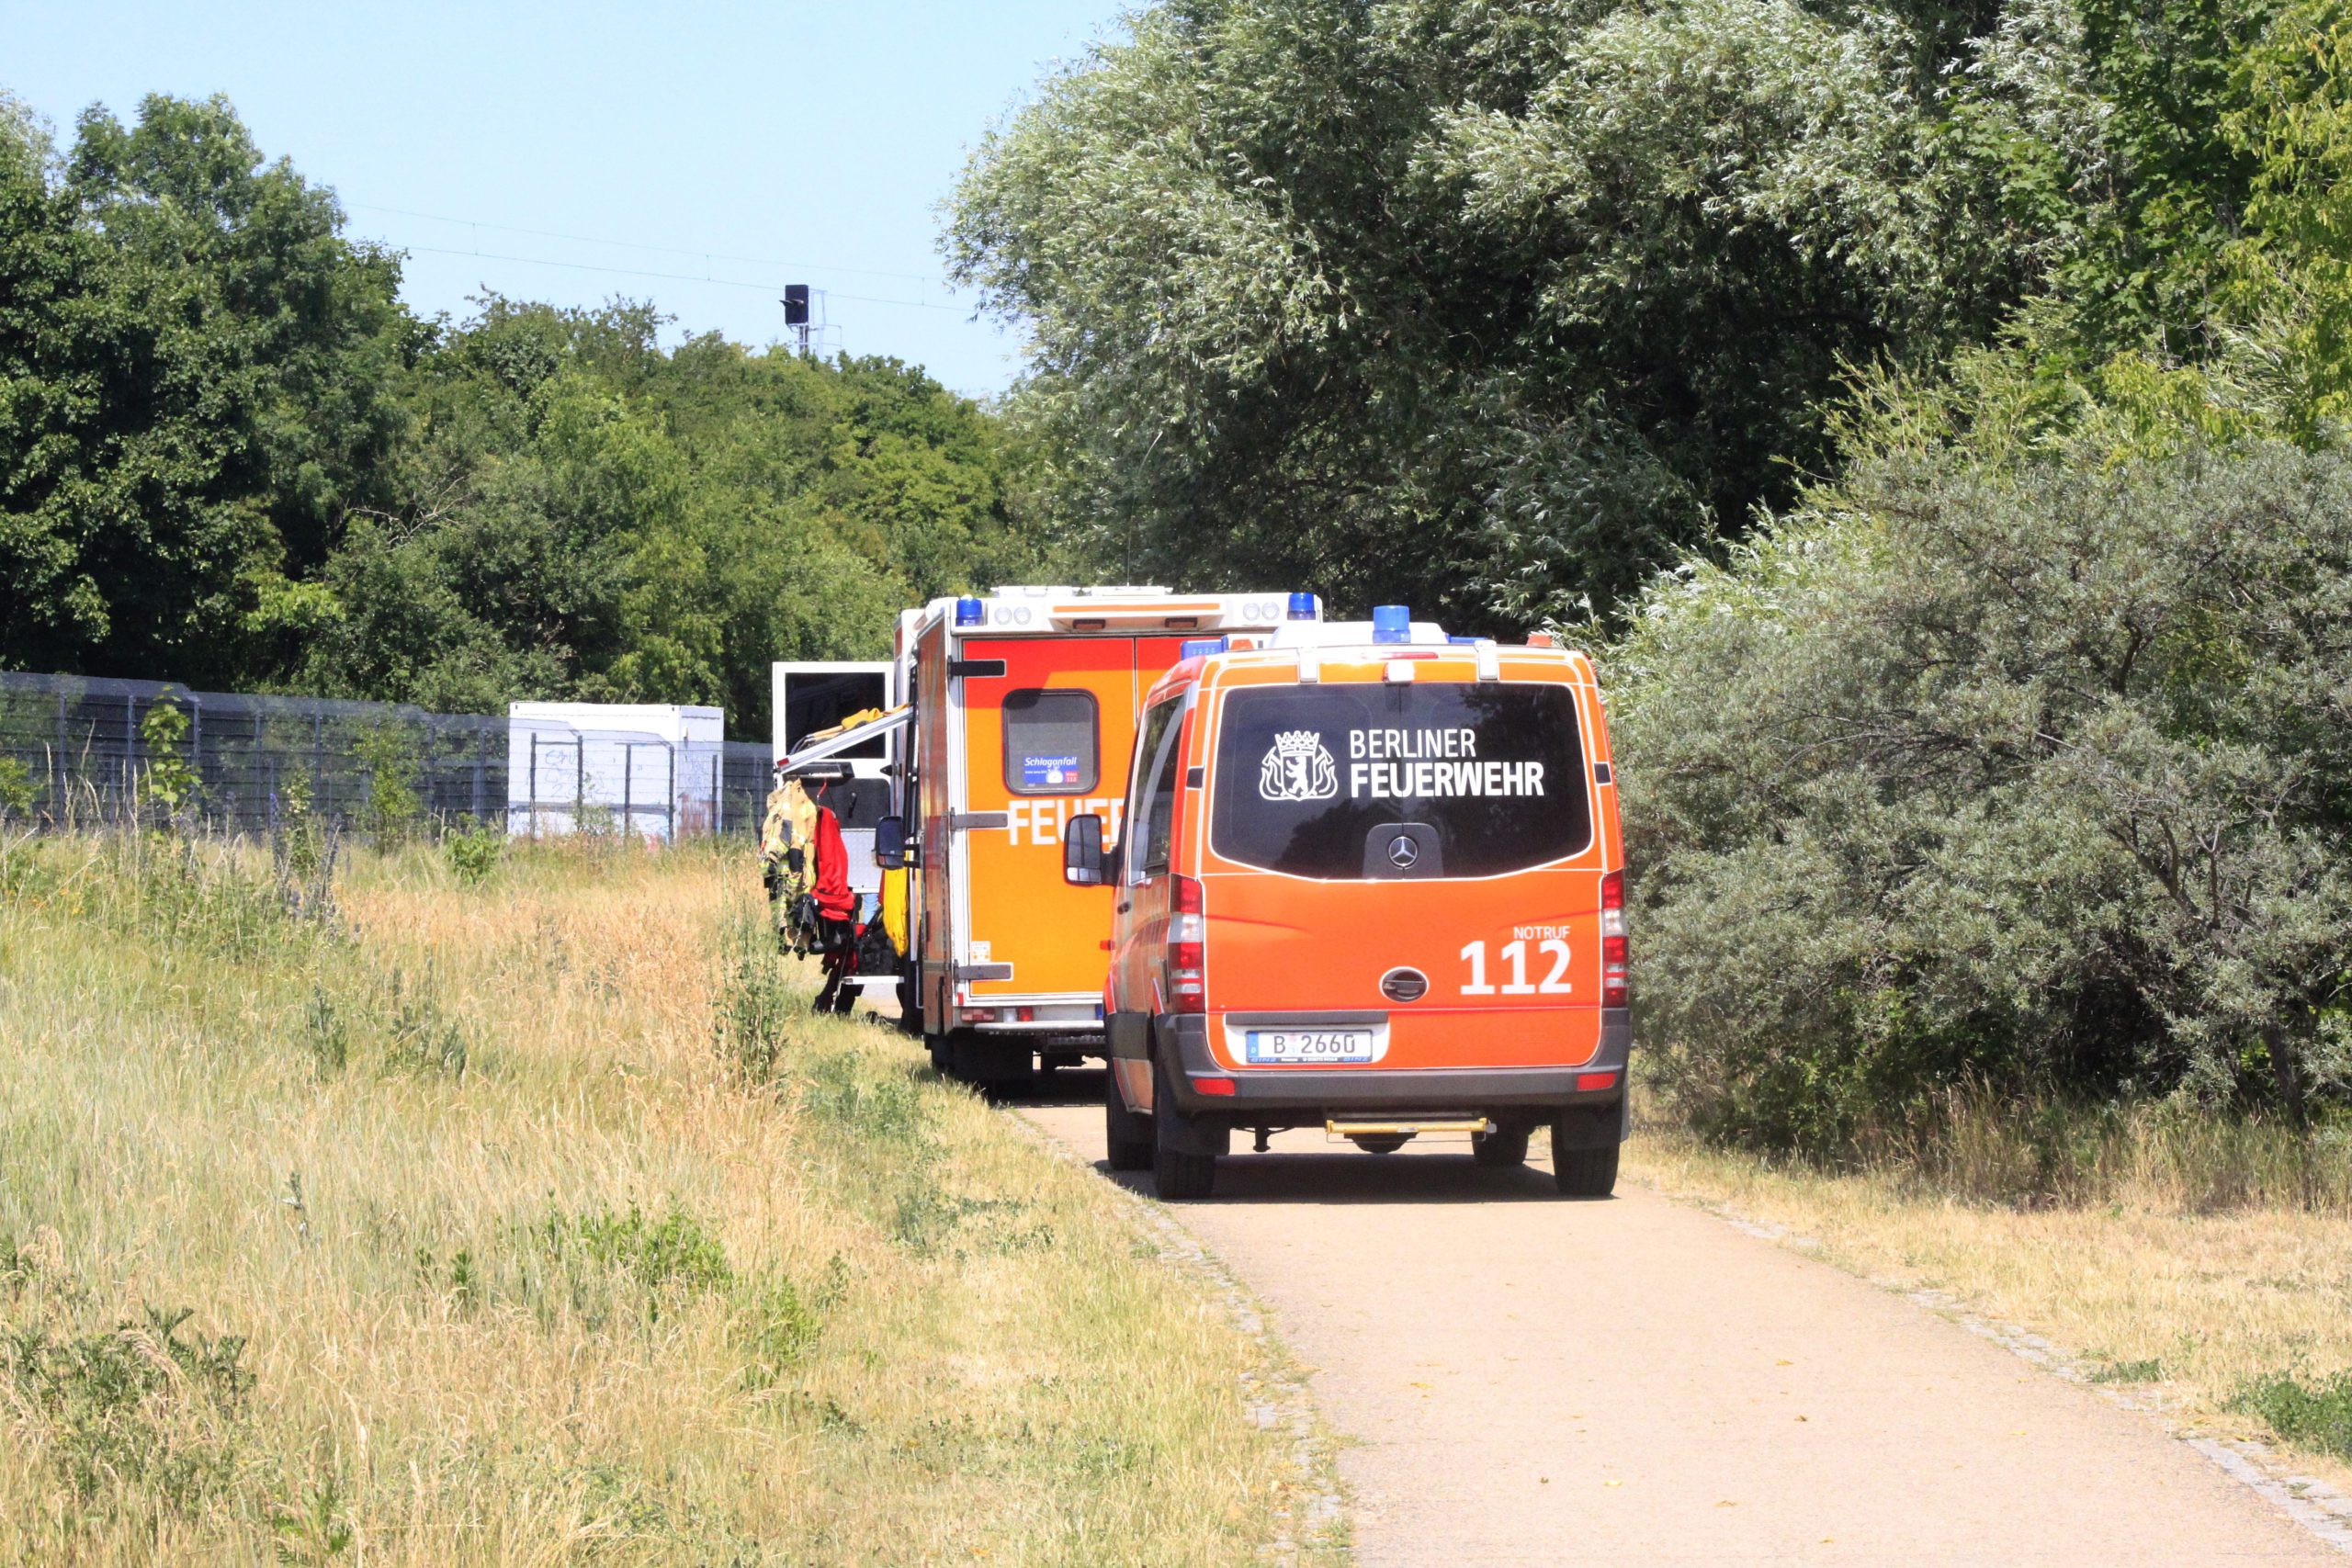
<box><xmin>298</xmin><ymin>301</ymin><xmax>1028</xmax><ymax>727</ymax></box>
<box><xmin>269</xmin><ymin>1473</ymin><xmax>356</xmax><ymax>1563</ymax></box>
<box><xmin>0</xmin><ymin>755</ymin><xmax>31</xmax><ymax>819</ymax></box>
<box><xmin>379</xmin><ymin>964</ymin><xmax>470</xmax><ymax>1078</ymax></box>
<box><xmin>1</xmin><ymin>96</ymin><xmax>1035</xmax><ymax>733</ymax></box>
<box><xmin>2090</xmin><ymin>1357</ymin><xmax>2165</xmax><ymax>1384</ymax></box>
<box><xmin>2233</xmin><ymin>1365</ymin><xmax>2352</xmax><ymax>1459</ymax></box>
<box><xmin>1612</xmin><ymin>442</ymin><xmax>2352</xmax><ymax>1153</ymax></box>
<box><xmin>442</xmin><ymin>817</ymin><xmax>503</xmax><ymax>886</ymax></box>
<box><xmin>948</xmin><ymin>0</ymin><xmax>2352</xmax><ymax>628</ymax></box>
<box><xmin>352</xmin><ymin>723</ymin><xmax>422</xmax><ymax>846</ymax></box>
<box><xmin>139</xmin><ymin>694</ymin><xmax>198</xmax><ymax>815</ymax></box>
<box><xmin>946</xmin><ymin>0</ymin><xmax>2052</xmax><ymax>625</ymax></box>
<box><xmin>714</xmin><ymin>902</ymin><xmax>803</xmax><ymax>1082</ymax></box>
<box><xmin>0</xmin><ymin>95</ymin><xmax>410</xmax><ymax>688</ymax></box>
<box><xmin>802</xmin><ymin>1050</ymin><xmax>926</xmax><ymax>1143</ymax></box>
<box><xmin>2</xmin><ymin>1303</ymin><xmax>254</xmax><ymax>1512</ymax></box>
<box><xmin>539</xmin><ymin>1203</ymin><xmax>734</xmax><ymax>1303</ymax></box>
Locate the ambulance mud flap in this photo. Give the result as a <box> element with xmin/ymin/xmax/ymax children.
<box><xmin>1153</xmin><ymin>1046</ymin><xmax>1231</xmax><ymax>1157</ymax></box>
<box><xmin>1105</xmin><ymin>1010</ymin><xmax>1152</xmax><ymax>1061</ymax></box>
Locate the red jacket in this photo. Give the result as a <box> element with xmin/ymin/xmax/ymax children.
<box><xmin>811</xmin><ymin>807</ymin><xmax>856</xmax><ymax>922</ymax></box>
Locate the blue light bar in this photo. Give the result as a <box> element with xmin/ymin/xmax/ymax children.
<box><xmin>954</xmin><ymin>595</ymin><xmax>984</xmax><ymax>627</ymax></box>
<box><xmin>1180</xmin><ymin>637</ymin><xmax>1227</xmax><ymax>659</ymax></box>
<box><xmin>1286</xmin><ymin>592</ymin><xmax>1321</xmax><ymax>621</ymax></box>
<box><xmin>1448</xmin><ymin>636</ymin><xmax>1478</xmax><ymax>645</ymax></box>
<box><xmin>1372</xmin><ymin>604</ymin><xmax>1411</xmax><ymax>645</ymax></box>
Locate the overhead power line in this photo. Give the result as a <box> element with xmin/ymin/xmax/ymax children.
<box><xmin>349</xmin><ymin>201</ymin><xmax>947</xmax><ymax>287</ymax></box>
<box><xmin>387</xmin><ymin>242</ymin><xmax>967</xmax><ymax>313</ymax></box>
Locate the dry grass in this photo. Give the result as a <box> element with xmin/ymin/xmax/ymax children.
<box><xmin>1625</xmin><ymin>1095</ymin><xmax>2352</xmax><ymax>1492</ymax></box>
<box><xmin>0</xmin><ymin>829</ymin><xmax>1329</xmax><ymax>1564</ymax></box>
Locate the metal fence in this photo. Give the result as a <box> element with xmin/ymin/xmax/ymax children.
<box><xmin>0</xmin><ymin>671</ymin><xmax>774</xmax><ymax>839</ymax></box>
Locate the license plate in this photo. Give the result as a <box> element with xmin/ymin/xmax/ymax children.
<box><xmin>1244</xmin><ymin>1029</ymin><xmax>1374</xmax><ymax>1065</ymax></box>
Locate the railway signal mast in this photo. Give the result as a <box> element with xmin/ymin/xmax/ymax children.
<box><xmin>780</xmin><ymin>284</ymin><xmax>839</xmax><ymax>356</ymax></box>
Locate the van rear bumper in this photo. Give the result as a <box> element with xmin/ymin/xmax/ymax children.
<box><xmin>1154</xmin><ymin>1010</ymin><xmax>1632</xmax><ymax>1120</ymax></box>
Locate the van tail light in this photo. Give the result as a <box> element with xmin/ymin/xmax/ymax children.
<box><xmin>1600</xmin><ymin>869</ymin><xmax>1629</xmax><ymax>1008</ymax></box>
<box><xmin>1169</xmin><ymin>874</ymin><xmax>1205</xmax><ymax>1014</ymax></box>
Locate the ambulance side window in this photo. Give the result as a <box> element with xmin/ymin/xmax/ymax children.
<box><xmin>1129</xmin><ymin>699</ymin><xmax>1186</xmax><ymax>882</ymax></box>
<box><xmin>1002</xmin><ymin>689</ymin><xmax>1099</xmax><ymax>795</ymax></box>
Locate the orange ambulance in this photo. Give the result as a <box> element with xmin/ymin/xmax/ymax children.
<box><xmin>873</xmin><ymin>586</ymin><xmax>1299</xmax><ymax>1086</ymax></box>
<box><xmin>1061</xmin><ymin>605</ymin><xmax>1630</xmax><ymax>1199</ymax></box>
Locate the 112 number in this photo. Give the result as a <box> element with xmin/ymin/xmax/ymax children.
<box><xmin>1459</xmin><ymin>939</ymin><xmax>1572</xmax><ymax>996</ymax></box>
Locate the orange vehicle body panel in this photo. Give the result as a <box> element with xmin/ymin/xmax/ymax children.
<box><xmin>1109</xmin><ymin>646</ymin><xmax>1623</xmax><ymax>1085</ymax></box>
<box><xmin>899</xmin><ymin>591</ymin><xmax>1290</xmax><ymax>1037</ymax></box>
<box><xmin>957</xmin><ymin>635</ymin><xmax>1193</xmax><ymax>998</ymax></box>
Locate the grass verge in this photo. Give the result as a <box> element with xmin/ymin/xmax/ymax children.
<box><xmin>0</xmin><ymin>828</ymin><xmax>1314</xmax><ymax>1563</ymax></box>
<box><xmin>1624</xmin><ymin>1092</ymin><xmax>2352</xmax><ymax>1495</ymax></box>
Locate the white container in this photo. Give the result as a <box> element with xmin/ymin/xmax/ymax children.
<box><xmin>506</xmin><ymin>703</ymin><xmax>726</xmax><ymax>841</ymax></box>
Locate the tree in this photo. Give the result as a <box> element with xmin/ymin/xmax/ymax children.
<box><xmin>948</xmin><ymin>0</ymin><xmax>2054</xmax><ymax>626</ymax></box>
<box><xmin>948</xmin><ymin>0</ymin><xmax>2314</xmax><ymax>626</ymax></box>
<box><xmin>301</xmin><ymin>299</ymin><xmax>1032</xmax><ymax>732</ymax></box>
<box><xmin>0</xmin><ymin>94</ymin><xmax>412</xmax><ymax>687</ymax></box>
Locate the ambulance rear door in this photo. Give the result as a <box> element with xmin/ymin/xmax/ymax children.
<box><xmin>955</xmin><ymin>636</ymin><xmax>1193</xmax><ymax>1001</ymax></box>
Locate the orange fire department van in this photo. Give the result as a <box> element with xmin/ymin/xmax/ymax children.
<box><xmin>1061</xmin><ymin>606</ymin><xmax>1630</xmax><ymax>1199</ymax></box>
<box><xmin>872</xmin><ymin>586</ymin><xmax>1303</xmax><ymax>1086</ymax></box>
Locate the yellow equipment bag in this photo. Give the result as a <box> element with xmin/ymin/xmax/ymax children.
<box><xmin>880</xmin><ymin>864</ymin><xmax>910</xmax><ymax>957</ymax></box>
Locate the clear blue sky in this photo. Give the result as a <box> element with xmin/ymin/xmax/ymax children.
<box><xmin>6</xmin><ymin>1</ymin><xmax>1128</xmax><ymax>397</ymax></box>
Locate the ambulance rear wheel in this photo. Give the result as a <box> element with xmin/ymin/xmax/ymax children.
<box><xmin>1552</xmin><ymin>1141</ymin><xmax>1620</xmax><ymax>1198</ymax></box>
<box><xmin>1104</xmin><ymin>1068</ymin><xmax>1153</xmax><ymax>1173</ymax></box>
<box><xmin>895</xmin><ymin>967</ymin><xmax>923</xmax><ymax>1037</ymax></box>
<box><xmin>1472</xmin><ymin>1125</ymin><xmax>1531</xmax><ymax>1168</ymax></box>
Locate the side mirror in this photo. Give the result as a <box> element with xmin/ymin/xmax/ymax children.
<box><xmin>874</xmin><ymin>814</ymin><xmax>908</xmax><ymax>871</ymax></box>
<box><xmin>1062</xmin><ymin>813</ymin><xmax>1107</xmax><ymax>886</ymax></box>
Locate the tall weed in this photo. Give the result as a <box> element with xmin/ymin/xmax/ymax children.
<box><xmin>714</xmin><ymin>900</ymin><xmax>802</xmax><ymax>1082</ymax></box>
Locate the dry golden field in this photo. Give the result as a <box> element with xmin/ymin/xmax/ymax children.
<box><xmin>0</xmin><ymin>829</ymin><xmax>1329</xmax><ymax>1565</ymax></box>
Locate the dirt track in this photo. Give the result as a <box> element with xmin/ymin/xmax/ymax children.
<box><xmin>1019</xmin><ymin>1075</ymin><xmax>2342</xmax><ymax>1567</ymax></box>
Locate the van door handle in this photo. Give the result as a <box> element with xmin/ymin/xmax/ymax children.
<box><xmin>1116</xmin><ymin>901</ymin><xmax>1131</xmax><ymax>912</ymax></box>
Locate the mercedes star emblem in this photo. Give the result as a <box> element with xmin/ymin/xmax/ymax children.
<box><xmin>1386</xmin><ymin>834</ymin><xmax>1419</xmax><ymax>869</ymax></box>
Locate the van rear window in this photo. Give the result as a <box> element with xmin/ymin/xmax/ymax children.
<box><xmin>1210</xmin><ymin>683</ymin><xmax>1590</xmax><ymax>878</ymax></box>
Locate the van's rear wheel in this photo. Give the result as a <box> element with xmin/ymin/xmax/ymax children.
<box><xmin>1552</xmin><ymin>1141</ymin><xmax>1620</xmax><ymax>1198</ymax></box>
<box><xmin>1472</xmin><ymin>1125</ymin><xmax>1531</xmax><ymax>1168</ymax></box>
<box><xmin>1104</xmin><ymin>1067</ymin><xmax>1153</xmax><ymax>1172</ymax></box>
<box><xmin>1153</xmin><ymin>1138</ymin><xmax>1217</xmax><ymax>1200</ymax></box>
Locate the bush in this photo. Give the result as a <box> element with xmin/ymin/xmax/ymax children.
<box><xmin>353</xmin><ymin>723</ymin><xmax>424</xmax><ymax>846</ymax></box>
<box><xmin>1611</xmin><ymin>441</ymin><xmax>2352</xmax><ymax>1156</ymax></box>
<box><xmin>2</xmin><ymin>1304</ymin><xmax>254</xmax><ymax>1512</ymax></box>
<box><xmin>139</xmin><ymin>695</ymin><xmax>198</xmax><ymax>819</ymax></box>
<box><xmin>442</xmin><ymin>817</ymin><xmax>503</xmax><ymax>886</ymax></box>
<box><xmin>0</xmin><ymin>755</ymin><xmax>32</xmax><ymax>820</ymax></box>
<box><xmin>2233</xmin><ymin>1368</ymin><xmax>2352</xmax><ymax>1461</ymax></box>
